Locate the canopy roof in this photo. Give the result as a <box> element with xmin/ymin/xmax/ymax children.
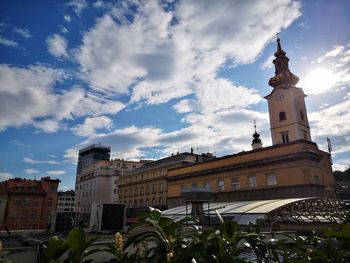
<box><xmin>162</xmin><ymin>198</ymin><xmax>348</xmax><ymax>225</ymax></box>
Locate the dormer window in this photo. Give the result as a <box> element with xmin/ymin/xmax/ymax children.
<box><xmin>279</xmin><ymin>111</ymin><xmax>286</xmax><ymax>121</ymax></box>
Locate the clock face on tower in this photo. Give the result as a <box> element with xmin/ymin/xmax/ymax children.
<box><xmin>274</xmin><ymin>89</ymin><xmax>284</xmax><ymax>101</ymax></box>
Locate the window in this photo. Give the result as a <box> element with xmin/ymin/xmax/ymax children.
<box><xmin>15</xmin><ymin>198</ymin><xmax>22</xmax><ymax>205</ymax></box>
<box><xmin>33</xmin><ymin>197</ymin><xmax>39</xmax><ymax>206</ymax></box>
<box><xmin>266</xmin><ymin>173</ymin><xmax>277</xmax><ymax>186</ymax></box>
<box><xmin>152</xmin><ymin>184</ymin><xmax>157</xmax><ymax>193</ymax></box>
<box><xmin>145</xmin><ymin>199</ymin><xmax>149</xmax><ymax>207</ymax></box>
<box><xmin>129</xmin><ymin>188</ymin><xmax>133</xmax><ymax>197</ymax></box>
<box><xmin>16</xmin><ymin>185</ymin><xmax>24</xmax><ymax>190</ymax></box>
<box><xmin>279</xmin><ymin>111</ymin><xmax>286</xmax><ymax>121</ymax></box>
<box><xmin>139</xmin><ymin>199</ymin><xmax>144</xmax><ymax>207</ymax></box>
<box><xmin>146</xmin><ymin>185</ymin><xmax>150</xmax><ymax>194</ymax></box>
<box><xmin>248</xmin><ymin>175</ymin><xmax>257</xmax><ymax>188</ymax></box>
<box><xmin>217</xmin><ymin>179</ymin><xmax>224</xmax><ymax>192</ymax></box>
<box><xmin>231</xmin><ymin>177</ymin><xmax>240</xmax><ymax>190</ymax></box>
<box><xmin>281</xmin><ymin>132</ymin><xmax>289</xmax><ymax>143</ymax></box>
<box><xmin>159</xmin><ymin>183</ymin><xmax>164</xmax><ymax>193</ymax></box>
<box><xmin>152</xmin><ymin>198</ymin><xmax>156</xmax><ymax>206</ymax></box>
<box><xmin>114</xmin><ymin>189</ymin><xmax>117</xmax><ymax>194</ymax></box>
<box><xmin>203</xmin><ymin>182</ymin><xmax>210</xmax><ymax>188</ymax></box>
<box><xmin>134</xmin><ymin>187</ymin><xmax>138</xmax><ymax>196</ymax></box>
<box><xmin>159</xmin><ymin>197</ymin><xmax>163</xmax><ymax>206</ymax></box>
<box><xmin>140</xmin><ymin>186</ymin><xmax>144</xmax><ymax>195</ymax></box>
<box><xmin>122</xmin><ymin>163</ymin><xmax>127</xmax><ymax>168</ymax></box>
<box><xmin>133</xmin><ymin>165</ymin><xmax>136</xmax><ymax>169</ymax></box>
<box><xmin>314</xmin><ymin>175</ymin><xmax>320</xmax><ymax>184</ymax></box>
<box><xmin>31</xmin><ymin>210</ymin><xmax>37</xmax><ymax>220</ymax></box>
<box><xmin>129</xmin><ymin>201</ymin><xmax>132</xmax><ymax>208</ymax></box>
<box><xmin>192</xmin><ymin>182</ymin><xmax>198</xmax><ymax>188</ymax></box>
<box><xmin>48</xmin><ymin>197</ymin><xmax>53</xmax><ymax>206</ymax></box>
<box><xmin>23</xmin><ymin>197</ymin><xmax>30</xmax><ymax>205</ymax></box>
<box><xmin>29</xmin><ymin>186</ymin><xmax>37</xmax><ymax>191</ymax></box>
<box><xmin>134</xmin><ymin>200</ymin><xmax>138</xmax><ymax>208</ymax></box>
<box><xmin>300</xmin><ymin>110</ymin><xmax>305</xmax><ymax>121</ymax></box>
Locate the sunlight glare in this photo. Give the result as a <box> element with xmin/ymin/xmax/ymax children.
<box><xmin>301</xmin><ymin>68</ymin><xmax>338</xmax><ymax>94</ymax></box>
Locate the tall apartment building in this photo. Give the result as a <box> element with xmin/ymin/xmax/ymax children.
<box><xmin>75</xmin><ymin>157</ymin><xmax>147</xmax><ymax>224</ymax></box>
<box><xmin>76</xmin><ymin>144</ymin><xmax>111</xmax><ymax>175</ymax></box>
<box><xmin>57</xmin><ymin>190</ymin><xmax>75</xmax><ymax>212</ymax></box>
<box><xmin>0</xmin><ymin>177</ymin><xmax>60</xmax><ymax>230</ymax></box>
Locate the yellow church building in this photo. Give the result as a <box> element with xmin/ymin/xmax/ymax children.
<box><xmin>166</xmin><ymin>37</ymin><xmax>335</xmax><ymax>208</ymax></box>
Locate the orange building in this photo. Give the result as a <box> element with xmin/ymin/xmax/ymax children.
<box><xmin>166</xmin><ymin>37</ymin><xmax>335</xmax><ymax>208</ymax></box>
<box><xmin>0</xmin><ymin>177</ymin><xmax>60</xmax><ymax>230</ymax></box>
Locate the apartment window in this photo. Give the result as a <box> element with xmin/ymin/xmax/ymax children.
<box><xmin>122</xmin><ymin>163</ymin><xmax>127</xmax><ymax>168</ymax></box>
<box><xmin>31</xmin><ymin>210</ymin><xmax>37</xmax><ymax>220</ymax></box>
<box><xmin>48</xmin><ymin>197</ymin><xmax>53</xmax><ymax>206</ymax></box>
<box><xmin>15</xmin><ymin>198</ymin><xmax>22</xmax><ymax>205</ymax></box>
<box><xmin>23</xmin><ymin>197</ymin><xmax>30</xmax><ymax>205</ymax></box>
<box><xmin>281</xmin><ymin>132</ymin><xmax>289</xmax><ymax>143</ymax></box>
<box><xmin>203</xmin><ymin>182</ymin><xmax>210</xmax><ymax>188</ymax></box>
<box><xmin>159</xmin><ymin>197</ymin><xmax>163</xmax><ymax>206</ymax></box>
<box><xmin>139</xmin><ymin>199</ymin><xmax>144</xmax><ymax>208</ymax></box>
<box><xmin>145</xmin><ymin>199</ymin><xmax>149</xmax><ymax>207</ymax></box>
<box><xmin>192</xmin><ymin>182</ymin><xmax>198</xmax><ymax>188</ymax></box>
<box><xmin>314</xmin><ymin>175</ymin><xmax>320</xmax><ymax>184</ymax></box>
<box><xmin>133</xmin><ymin>165</ymin><xmax>136</xmax><ymax>169</ymax></box>
<box><xmin>134</xmin><ymin>200</ymin><xmax>138</xmax><ymax>208</ymax></box>
<box><xmin>152</xmin><ymin>198</ymin><xmax>156</xmax><ymax>207</ymax></box>
<box><xmin>28</xmin><ymin>186</ymin><xmax>37</xmax><ymax>191</ymax></box>
<box><xmin>134</xmin><ymin>187</ymin><xmax>138</xmax><ymax>196</ymax></box>
<box><xmin>159</xmin><ymin>183</ymin><xmax>164</xmax><ymax>193</ymax></box>
<box><xmin>217</xmin><ymin>179</ymin><xmax>224</xmax><ymax>192</ymax></box>
<box><xmin>114</xmin><ymin>189</ymin><xmax>117</xmax><ymax>194</ymax></box>
<box><xmin>266</xmin><ymin>173</ymin><xmax>277</xmax><ymax>186</ymax></box>
<box><xmin>248</xmin><ymin>175</ymin><xmax>257</xmax><ymax>188</ymax></box>
<box><xmin>129</xmin><ymin>201</ymin><xmax>132</xmax><ymax>208</ymax></box>
<box><xmin>152</xmin><ymin>184</ymin><xmax>157</xmax><ymax>193</ymax></box>
<box><xmin>279</xmin><ymin>111</ymin><xmax>286</xmax><ymax>121</ymax></box>
<box><xmin>117</xmin><ymin>163</ymin><xmax>120</xmax><ymax>168</ymax></box>
<box><xmin>33</xmin><ymin>197</ymin><xmax>39</xmax><ymax>206</ymax></box>
<box><xmin>231</xmin><ymin>177</ymin><xmax>240</xmax><ymax>190</ymax></box>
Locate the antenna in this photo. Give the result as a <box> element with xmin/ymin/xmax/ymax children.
<box><xmin>254</xmin><ymin>119</ymin><xmax>257</xmax><ymax>132</ymax></box>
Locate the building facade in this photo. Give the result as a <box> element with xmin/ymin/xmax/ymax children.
<box><xmin>57</xmin><ymin>190</ymin><xmax>75</xmax><ymax>212</ymax></box>
<box><xmin>74</xmin><ymin>158</ymin><xmax>147</xmax><ymax>224</ymax></box>
<box><xmin>76</xmin><ymin>144</ymin><xmax>111</xmax><ymax>175</ymax></box>
<box><xmin>0</xmin><ymin>177</ymin><xmax>60</xmax><ymax>230</ymax></box>
<box><xmin>118</xmin><ymin>152</ymin><xmax>215</xmax><ymax>210</ymax></box>
<box><xmin>166</xmin><ymin>38</ymin><xmax>335</xmax><ymax>208</ymax></box>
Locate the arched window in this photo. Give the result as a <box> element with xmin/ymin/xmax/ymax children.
<box><xmin>145</xmin><ymin>199</ymin><xmax>149</xmax><ymax>207</ymax></box>
<box><xmin>134</xmin><ymin>200</ymin><xmax>138</xmax><ymax>208</ymax></box>
<box><xmin>279</xmin><ymin>111</ymin><xmax>286</xmax><ymax>121</ymax></box>
<box><xmin>128</xmin><ymin>200</ymin><xmax>132</xmax><ymax>208</ymax></box>
<box><xmin>159</xmin><ymin>197</ymin><xmax>163</xmax><ymax>206</ymax></box>
<box><xmin>152</xmin><ymin>198</ymin><xmax>156</xmax><ymax>206</ymax></box>
<box><xmin>139</xmin><ymin>199</ymin><xmax>143</xmax><ymax>208</ymax></box>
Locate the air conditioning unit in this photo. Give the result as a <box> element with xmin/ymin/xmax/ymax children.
<box><xmin>89</xmin><ymin>203</ymin><xmax>126</xmax><ymax>232</ymax></box>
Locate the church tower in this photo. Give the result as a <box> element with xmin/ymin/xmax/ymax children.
<box><xmin>265</xmin><ymin>36</ymin><xmax>312</xmax><ymax>145</ymax></box>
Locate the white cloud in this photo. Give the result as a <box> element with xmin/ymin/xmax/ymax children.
<box><xmin>47</xmin><ymin>170</ymin><xmax>66</xmax><ymax>176</ymax></box>
<box><xmin>23</xmin><ymin>157</ymin><xmax>60</xmax><ymax>165</ymax></box>
<box><xmin>0</xmin><ymin>172</ymin><xmax>14</xmax><ymax>181</ymax></box>
<box><xmin>261</xmin><ymin>55</ymin><xmax>275</xmax><ymax>69</ymax></box>
<box><xmin>0</xmin><ymin>65</ymin><xmax>125</xmax><ymax>133</ymax></box>
<box><xmin>60</xmin><ymin>26</ymin><xmax>69</xmax><ymax>34</ymax></box>
<box><xmin>0</xmin><ymin>36</ymin><xmax>18</xmax><ymax>47</ymax></box>
<box><xmin>25</xmin><ymin>168</ymin><xmax>39</xmax><ymax>175</ymax></box>
<box><xmin>13</xmin><ymin>27</ymin><xmax>31</xmax><ymax>39</ymax></box>
<box><xmin>77</xmin><ymin>0</ymin><xmax>301</xmax><ymax>108</ymax></box>
<box><xmin>46</xmin><ymin>34</ymin><xmax>69</xmax><ymax>58</ymax></box>
<box><xmin>325</xmin><ymin>45</ymin><xmax>345</xmax><ymax>58</ymax></box>
<box><xmin>72</xmin><ymin>116</ymin><xmax>113</xmax><ymax>136</ymax></box>
<box><xmin>64</xmin><ymin>15</ymin><xmax>72</xmax><ymax>22</ymax></box>
<box><xmin>67</xmin><ymin>0</ymin><xmax>88</xmax><ymax>16</ymax></box>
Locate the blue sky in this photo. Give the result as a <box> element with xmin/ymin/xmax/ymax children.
<box><xmin>1</xmin><ymin>0</ymin><xmax>349</xmax><ymax>191</ymax></box>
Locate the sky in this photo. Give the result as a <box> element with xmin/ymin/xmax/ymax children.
<box><xmin>0</xmin><ymin>0</ymin><xmax>349</xmax><ymax>191</ymax></box>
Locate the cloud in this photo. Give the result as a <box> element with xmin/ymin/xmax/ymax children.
<box><xmin>0</xmin><ymin>36</ymin><xmax>18</xmax><ymax>47</ymax></box>
<box><xmin>46</xmin><ymin>34</ymin><xmax>69</xmax><ymax>58</ymax></box>
<box><xmin>72</xmin><ymin>116</ymin><xmax>113</xmax><ymax>137</ymax></box>
<box><xmin>67</xmin><ymin>0</ymin><xmax>88</xmax><ymax>16</ymax></box>
<box><xmin>261</xmin><ymin>55</ymin><xmax>275</xmax><ymax>69</ymax></box>
<box><xmin>0</xmin><ymin>173</ymin><xmax>14</xmax><ymax>181</ymax></box>
<box><xmin>64</xmin><ymin>15</ymin><xmax>72</xmax><ymax>22</ymax></box>
<box><xmin>47</xmin><ymin>170</ymin><xmax>66</xmax><ymax>176</ymax></box>
<box><xmin>23</xmin><ymin>157</ymin><xmax>60</xmax><ymax>165</ymax></box>
<box><xmin>0</xmin><ymin>65</ymin><xmax>125</xmax><ymax>133</ymax></box>
<box><xmin>25</xmin><ymin>169</ymin><xmax>39</xmax><ymax>175</ymax></box>
<box><xmin>76</xmin><ymin>0</ymin><xmax>301</xmax><ymax>108</ymax></box>
<box><xmin>13</xmin><ymin>27</ymin><xmax>31</xmax><ymax>39</ymax></box>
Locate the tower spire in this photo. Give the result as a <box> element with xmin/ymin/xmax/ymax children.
<box><xmin>251</xmin><ymin>120</ymin><xmax>262</xmax><ymax>150</ymax></box>
<box><xmin>268</xmin><ymin>33</ymin><xmax>299</xmax><ymax>89</ymax></box>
